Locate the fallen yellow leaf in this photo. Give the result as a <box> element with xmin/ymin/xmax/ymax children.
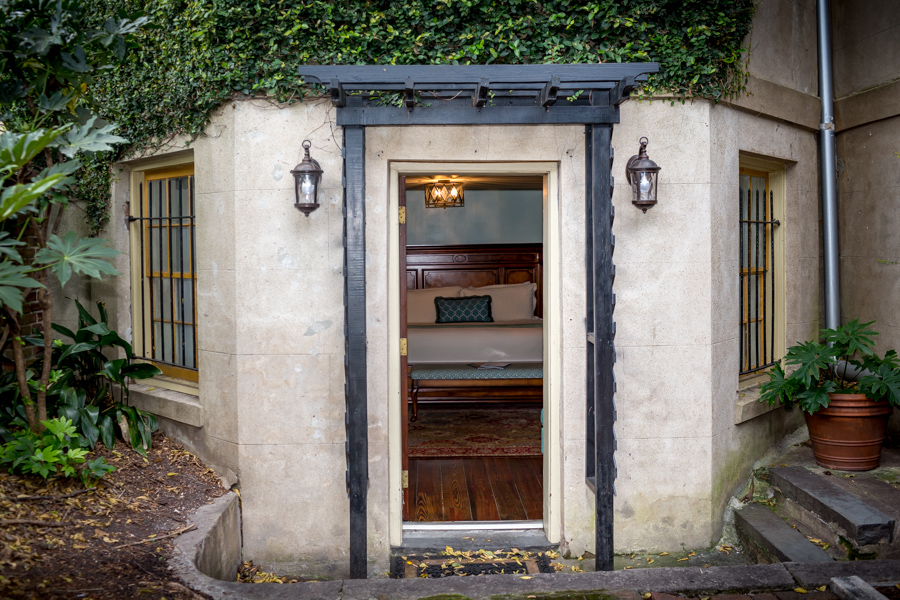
<box><xmin>520</xmin><ymin>576</ymin><xmax>532</xmax><ymax>580</ymax></box>
<box><xmin>794</xmin><ymin>588</ymin><xmax>808</xmax><ymax>594</ymax></box>
<box><xmin>659</xmin><ymin>552</ymin><xmax>669</xmax><ymax>556</ymax></box>
<box><xmin>166</xmin><ymin>473</ymin><xmax>178</xmax><ymax>477</ymax></box>
<box><xmin>817</xmin><ymin>586</ymin><xmax>827</xmax><ymax>592</ymax></box>
<box><xmin>677</xmin><ymin>557</ymin><xmax>690</xmax><ymax>562</ymax></box>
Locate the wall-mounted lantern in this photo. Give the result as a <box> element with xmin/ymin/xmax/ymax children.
<box><xmin>291</xmin><ymin>140</ymin><xmax>323</xmax><ymax>217</ymax></box>
<box><xmin>424</xmin><ymin>179</ymin><xmax>465</xmax><ymax>209</ymax></box>
<box><xmin>626</xmin><ymin>137</ymin><xmax>661</xmax><ymax>213</ymax></box>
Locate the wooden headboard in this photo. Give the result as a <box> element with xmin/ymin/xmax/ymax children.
<box><xmin>406</xmin><ymin>244</ymin><xmax>543</xmax><ymax>318</ymax></box>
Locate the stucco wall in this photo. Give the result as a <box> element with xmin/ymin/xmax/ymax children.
<box><xmin>831</xmin><ymin>0</ymin><xmax>900</xmax><ymax>100</ymax></box>
<box><xmin>832</xmin><ymin>0</ymin><xmax>900</xmax><ymax>370</ymax></box>
<box><xmin>748</xmin><ymin>0</ymin><xmax>818</xmax><ymax>96</ymax></box>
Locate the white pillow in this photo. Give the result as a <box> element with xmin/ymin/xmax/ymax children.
<box><xmin>461</xmin><ymin>282</ymin><xmax>536</xmax><ymax>321</ymax></box>
<box><xmin>408</xmin><ymin>286</ymin><xmax>462</xmax><ymax>323</ymax></box>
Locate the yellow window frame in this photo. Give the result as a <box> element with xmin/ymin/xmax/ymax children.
<box><xmin>130</xmin><ymin>164</ymin><xmax>199</xmax><ymax>384</ymax></box>
<box><xmin>738</xmin><ymin>162</ymin><xmax>786</xmax><ymax>382</ymax></box>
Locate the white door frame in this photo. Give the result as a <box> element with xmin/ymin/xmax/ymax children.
<box><xmin>387</xmin><ymin>160</ymin><xmax>562</xmax><ymax>545</ymax></box>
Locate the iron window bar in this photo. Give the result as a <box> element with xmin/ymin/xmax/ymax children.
<box><xmin>129</xmin><ymin>174</ymin><xmax>198</xmax><ymax>376</ymax></box>
<box><xmin>739</xmin><ymin>183</ymin><xmax>779</xmax><ymax>375</ymax></box>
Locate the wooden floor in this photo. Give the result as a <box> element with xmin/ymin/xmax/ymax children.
<box><xmin>409</xmin><ymin>457</ymin><xmax>543</xmax><ymax>522</ymax></box>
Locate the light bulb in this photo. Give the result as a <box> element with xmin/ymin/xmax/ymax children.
<box><xmin>450</xmin><ymin>186</ymin><xmax>458</xmax><ymax>198</ymax></box>
<box><xmin>300</xmin><ymin>175</ymin><xmax>315</xmax><ymax>199</ymax></box>
<box><xmin>639</xmin><ymin>172</ymin><xmax>652</xmax><ymax>197</ymax></box>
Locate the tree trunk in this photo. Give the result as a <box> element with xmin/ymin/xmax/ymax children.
<box><xmin>9</xmin><ymin>315</ymin><xmax>38</xmax><ymax>432</ymax></box>
<box><xmin>36</xmin><ymin>285</ymin><xmax>52</xmax><ymax>425</ymax></box>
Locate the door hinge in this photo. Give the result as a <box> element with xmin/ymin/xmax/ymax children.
<box><xmin>402</xmin><ymin>469</ymin><xmax>409</xmax><ymax>489</ymax></box>
<box><xmin>399</xmin><ymin>206</ymin><xmax>406</xmax><ymax>224</ymax></box>
<box><xmin>400</xmin><ymin>338</ymin><xmax>408</xmax><ymax>356</ymax></box>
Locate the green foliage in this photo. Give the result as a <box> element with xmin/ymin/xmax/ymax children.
<box><xmin>46</xmin><ymin>299</ymin><xmax>161</xmax><ymax>454</ymax></box>
<box><xmin>0</xmin><ymin>1</ymin><xmax>145</xmax><ymax>433</ymax></box>
<box><xmin>0</xmin><ymin>417</ymin><xmax>114</xmax><ymax>484</ymax></box>
<box><xmin>75</xmin><ymin>0</ymin><xmax>755</xmax><ymax>233</ymax></box>
<box><xmin>34</xmin><ymin>230</ymin><xmax>121</xmax><ymax>287</ymax></box>
<box><xmin>760</xmin><ymin>320</ymin><xmax>900</xmax><ymax>414</ymax></box>
<box><xmin>0</xmin><ymin>299</ymin><xmax>162</xmax><ymax>454</ymax></box>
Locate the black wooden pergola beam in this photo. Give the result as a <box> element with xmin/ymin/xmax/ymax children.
<box><xmin>300</xmin><ymin>63</ymin><xmax>659</xmax><ymax>580</ymax></box>
<box><xmin>300</xmin><ymin>64</ymin><xmax>652</xmax><ymax>112</ymax></box>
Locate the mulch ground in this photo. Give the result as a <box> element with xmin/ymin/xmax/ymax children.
<box><xmin>0</xmin><ymin>431</ymin><xmax>225</xmax><ymax>600</ymax></box>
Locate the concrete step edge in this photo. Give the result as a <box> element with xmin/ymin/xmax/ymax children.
<box><xmin>770</xmin><ymin>467</ymin><xmax>895</xmax><ymax>547</ymax></box>
<box><xmin>735</xmin><ymin>503</ymin><xmax>834</xmax><ymax>564</ymax></box>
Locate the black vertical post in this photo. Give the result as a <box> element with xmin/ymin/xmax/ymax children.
<box><xmin>584</xmin><ymin>126</ymin><xmax>595</xmax><ymax>483</ymax></box>
<box><xmin>589</xmin><ymin>121</ymin><xmax>615</xmax><ymax>572</ymax></box>
<box><xmin>342</xmin><ymin>125</ymin><xmax>368</xmax><ymax>579</ymax></box>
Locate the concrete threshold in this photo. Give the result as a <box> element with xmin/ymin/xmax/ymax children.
<box><xmin>170</xmin><ymin>494</ymin><xmax>900</xmax><ymax>600</ymax></box>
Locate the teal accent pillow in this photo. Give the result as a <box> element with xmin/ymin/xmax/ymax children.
<box><xmin>434</xmin><ymin>295</ymin><xmax>493</xmax><ymax>323</ymax></box>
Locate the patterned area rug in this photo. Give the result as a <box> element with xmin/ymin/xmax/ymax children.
<box><xmin>408</xmin><ymin>407</ymin><xmax>542</xmax><ymax>458</ymax></box>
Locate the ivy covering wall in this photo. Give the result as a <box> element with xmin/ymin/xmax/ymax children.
<box><xmin>80</xmin><ymin>0</ymin><xmax>755</xmax><ymax>233</ymax></box>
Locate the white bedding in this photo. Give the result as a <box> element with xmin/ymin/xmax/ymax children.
<box><xmin>407</xmin><ymin>319</ymin><xmax>543</xmax><ymax>363</ymax></box>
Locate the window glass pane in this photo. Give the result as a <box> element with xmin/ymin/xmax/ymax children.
<box><xmin>174</xmin><ymin>325</ymin><xmax>197</xmax><ymax>369</ymax></box>
<box><xmin>169</xmin><ymin>177</ymin><xmax>188</xmax><ymax>218</ymax></box>
<box><xmin>150</xmin><ymin>180</ymin><xmax>166</xmax><ymax>218</ymax></box>
<box><xmin>161</xmin><ymin>277</ymin><xmax>172</xmax><ymax>322</ymax></box>
<box><xmin>152</xmin><ymin>278</ymin><xmax>162</xmax><ymax>319</ymax></box>
<box><xmin>182</xmin><ymin>282</ymin><xmax>194</xmax><ymax>324</ymax></box>
<box><xmin>150</xmin><ymin>226</ymin><xmax>168</xmax><ymax>272</ymax></box>
<box><xmin>154</xmin><ymin>321</ymin><xmax>172</xmax><ymax>363</ymax></box>
<box><xmin>171</xmin><ymin>225</ymin><xmax>183</xmax><ymax>273</ymax></box>
<box><xmin>182</xmin><ymin>227</ymin><xmax>193</xmax><ymax>274</ymax></box>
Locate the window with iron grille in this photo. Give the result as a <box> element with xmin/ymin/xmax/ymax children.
<box><xmin>739</xmin><ymin>168</ymin><xmax>781</xmax><ymax>376</ymax></box>
<box><xmin>130</xmin><ymin>165</ymin><xmax>198</xmax><ymax>382</ymax></box>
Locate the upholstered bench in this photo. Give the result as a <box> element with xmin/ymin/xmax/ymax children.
<box><xmin>406</xmin><ymin>362</ymin><xmax>543</xmax><ymax>421</ymax></box>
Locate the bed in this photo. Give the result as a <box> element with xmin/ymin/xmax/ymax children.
<box><xmin>405</xmin><ymin>244</ymin><xmax>544</xmax><ymax>419</ymax></box>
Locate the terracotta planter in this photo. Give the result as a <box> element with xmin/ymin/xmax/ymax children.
<box><xmin>804</xmin><ymin>393</ymin><xmax>893</xmax><ymax>471</ymax></box>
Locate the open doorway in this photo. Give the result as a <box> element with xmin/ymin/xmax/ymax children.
<box><xmin>400</xmin><ymin>173</ymin><xmax>545</xmax><ymax>524</ymax></box>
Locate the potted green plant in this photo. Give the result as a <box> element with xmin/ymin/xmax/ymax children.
<box><xmin>759</xmin><ymin>319</ymin><xmax>900</xmax><ymax>471</ymax></box>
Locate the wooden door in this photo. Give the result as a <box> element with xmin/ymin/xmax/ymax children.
<box><xmin>400</xmin><ymin>176</ymin><xmax>410</xmax><ymax>521</ymax></box>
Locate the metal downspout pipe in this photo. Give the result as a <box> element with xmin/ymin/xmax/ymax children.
<box><xmin>817</xmin><ymin>0</ymin><xmax>841</xmax><ymax>329</ymax></box>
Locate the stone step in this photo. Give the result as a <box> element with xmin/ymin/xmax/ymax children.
<box><xmin>770</xmin><ymin>467</ymin><xmax>895</xmax><ymax>547</ymax></box>
<box><xmin>826</xmin><ymin>474</ymin><xmax>900</xmax><ymax>545</ymax></box>
<box><xmin>735</xmin><ymin>503</ymin><xmax>834</xmax><ymax>563</ymax></box>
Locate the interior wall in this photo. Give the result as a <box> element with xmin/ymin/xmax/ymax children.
<box><xmin>406</xmin><ymin>188</ymin><xmax>542</xmax><ymax>245</ymax></box>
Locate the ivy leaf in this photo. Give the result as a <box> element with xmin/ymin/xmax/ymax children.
<box><xmin>33</xmin><ymin>231</ymin><xmax>120</xmax><ymax>287</ymax></box>
<box><xmin>0</xmin><ymin>261</ymin><xmax>43</xmax><ymax>313</ymax></box>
